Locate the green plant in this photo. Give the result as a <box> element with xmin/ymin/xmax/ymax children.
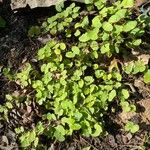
<box><xmin>55</xmin><ymin>0</ymin><xmax>65</xmax><ymax>12</ymax></box>
<box><xmin>28</xmin><ymin>26</ymin><xmax>41</xmax><ymax>37</ymax></box>
<box><xmin>125</xmin><ymin>121</ymin><xmax>139</xmax><ymax>133</ymax></box>
<box><xmin>144</xmin><ymin>69</ymin><xmax>150</xmax><ymax>83</ymax></box>
<box><xmin>124</xmin><ymin>60</ymin><xmax>146</xmax><ymax>75</ymax></box>
<box><xmin>124</xmin><ymin>60</ymin><xmax>150</xmax><ymax>84</ymax></box>
<box><xmin>1</xmin><ymin>0</ymin><xmax>148</xmax><ymax>148</ymax></box>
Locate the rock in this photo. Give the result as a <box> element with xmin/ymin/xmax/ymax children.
<box><xmin>10</xmin><ymin>0</ymin><xmax>84</xmax><ymax>10</ymax></box>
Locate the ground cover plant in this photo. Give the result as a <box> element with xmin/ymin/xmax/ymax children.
<box><xmin>1</xmin><ymin>0</ymin><xmax>150</xmax><ymax>149</ymax></box>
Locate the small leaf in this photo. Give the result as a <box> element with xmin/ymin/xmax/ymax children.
<box><xmin>81</xmin><ymin>16</ymin><xmax>89</xmax><ymax>27</ymax></box>
<box><xmin>121</xmin><ymin>101</ymin><xmax>131</xmax><ymax>112</ymax></box>
<box><xmin>72</xmin><ymin>46</ymin><xmax>80</xmax><ymax>55</ymax></box>
<box><xmin>54</xmin><ymin>125</ymin><xmax>66</xmax><ymax>141</ymax></box>
<box><xmin>94</xmin><ymin>0</ymin><xmax>105</xmax><ymax>10</ymax></box>
<box><xmin>132</xmin><ymin>61</ymin><xmax>146</xmax><ymax>74</ymax></box>
<box><xmin>122</xmin><ymin>89</ymin><xmax>130</xmax><ymax>99</ymax></box>
<box><xmin>74</xmin><ymin>30</ymin><xmax>81</xmax><ymax>36</ymax></box>
<box><xmin>6</xmin><ymin>102</ymin><xmax>13</xmax><ymax>109</ymax></box>
<box><xmin>92</xmin><ymin>16</ymin><xmax>101</xmax><ymax>28</ymax></box>
<box><xmin>79</xmin><ymin>33</ymin><xmax>89</xmax><ymax>42</ymax></box>
<box><xmin>144</xmin><ymin>70</ymin><xmax>150</xmax><ymax>83</ymax></box>
<box><xmin>124</xmin><ymin>62</ymin><xmax>134</xmax><ymax>74</ymax></box>
<box><xmin>55</xmin><ymin>1</ymin><xmax>64</xmax><ymax>12</ymax></box>
<box><xmin>114</xmin><ymin>72</ymin><xmax>122</xmax><ymax>81</ymax></box>
<box><xmin>28</xmin><ymin>26</ymin><xmax>41</xmax><ymax>37</ymax></box>
<box><xmin>6</xmin><ymin>94</ymin><xmax>13</xmax><ymax>101</ymax></box>
<box><xmin>66</xmin><ymin>52</ymin><xmax>75</xmax><ymax>58</ymax></box>
<box><xmin>95</xmin><ymin>70</ymin><xmax>104</xmax><ymax>78</ymax></box>
<box><xmin>90</xmin><ymin>41</ymin><xmax>99</xmax><ymax>51</ymax></box>
<box><xmin>59</xmin><ymin>43</ymin><xmax>66</xmax><ymax>50</ymax></box>
<box><xmin>87</xmin><ymin>28</ymin><xmax>99</xmax><ymax>40</ymax></box>
<box><xmin>78</xmin><ymin>79</ymin><xmax>84</xmax><ymax>88</ymax></box>
<box><xmin>102</xmin><ymin>22</ymin><xmax>113</xmax><ymax>32</ymax></box>
<box><xmin>108</xmin><ymin>90</ymin><xmax>116</xmax><ymax>101</ymax></box>
<box><xmin>109</xmin><ymin>9</ymin><xmax>127</xmax><ymax>23</ymax></box>
<box><xmin>74</xmin><ymin>112</ymin><xmax>83</xmax><ymax>121</ymax></box>
<box><xmin>121</xmin><ymin>0</ymin><xmax>134</xmax><ymax>8</ymax></box>
<box><xmin>54</xmin><ymin>49</ymin><xmax>61</xmax><ymax>55</ymax></box>
<box><xmin>130</xmin><ymin>124</ymin><xmax>139</xmax><ymax>133</ymax></box>
<box><xmin>84</xmin><ymin>76</ymin><xmax>94</xmax><ymax>85</ymax></box>
<box><xmin>101</xmin><ymin>43</ymin><xmax>110</xmax><ymax>54</ymax></box>
<box><xmin>109</xmin><ymin>15</ymin><xmax>119</xmax><ymax>23</ymax></box>
<box><xmin>85</xmin><ymin>0</ymin><xmax>92</xmax><ymax>4</ymax></box>
<box><xmin>132</xmin><ymin>39</ymin><xmax>142</xmax><ymax>46</ymax></box>
<box><xmin>20</xmin><ymin>130</ymin><xmax>36</xmax><ymax>147</ymax></box>
<box><xmin>92</xmin><ymin>123</ymin><xmax>102</xmax><ymax>137</ymax></box>
<box><xmin>92</xmin><ymin>51</ymin><xmax>98</xmax><ymax>59</ymax></box>
<box><xmin>73</xmin><ymin>6</ymin><xmax>80</xmax><ymax>13</ymax></box>
<box><xmin>102</xmin><ymin>32</ymin><xmax>109</xmax><ymax>41</ymax></box>
<box><xmin>123</xmin><ymin>21</ymin><xmax>137</xmax><ymax>32</ymax></box>
<box><xmin>34</xmin><ymin>137</ymin><xmax>39</xmax><ymax>147</ymax></box>
<box><xmin>115</xmin><ymin>9</ymin><xmax>127</xmax><ymax>18</ymax></box>
<box><xmin>114</xmin><ymin>25</ymin><xmax>123</xmax><ymax>34</ymax></box>
<box><xmin>125</xmin><ymin>121</ymin><xmax>139</xmax><ymax>133</ymax></box>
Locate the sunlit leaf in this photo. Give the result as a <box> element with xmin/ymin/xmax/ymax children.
<box><xmin>108</xmin><ymin>90</ymin><xmax>116</xmax><ymax>101</ymax></box>
<box><xmin>123</xmin><ymin>21</ymin><xmax>137</xmax><ymax>32</ymax></box>
<box><xmin>122</xmin><ymin>89</ymin><xmax>129</xmax><ymax>99</ymax></box>
<box><xmin>144</xmin><ymin>70</ymin><xmax>150</xmax><ymax>83</ymax></box>
<box><xmin>102</xmin><ymin>22</ymin><xmax>113</xmax><ymax>32</ymax></box>
<box><xmin>121</xmin><ymin>0</ymin><xmax>134</xmax><ymax>8</ymax></box>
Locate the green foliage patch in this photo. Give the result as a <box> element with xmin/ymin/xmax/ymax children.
<box><xmin>1</xmin><ymin>0</ymin><xmax>149</xmax><ymax>149</ymax></box>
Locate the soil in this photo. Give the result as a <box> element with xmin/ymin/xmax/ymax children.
<box><xmin>0</xmin><ymin>1</ymin><xmax>150</xmax><ymax>150</ymax></box>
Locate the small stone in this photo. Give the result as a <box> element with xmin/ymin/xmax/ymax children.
<box><xmin>10</xmin><ymin>0</ymin><xmax>85</xmax><ymax>10</ymax></box>
<box><xmin>2</xmin><ymin>136</ymin><xmax>9</xmax><ymax>145</ymax></box>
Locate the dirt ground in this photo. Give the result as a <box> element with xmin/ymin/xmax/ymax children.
<box><xmin>0</xmin><ymin>1</ymin><xmax>150</xmax><ymax>150</ymax></box>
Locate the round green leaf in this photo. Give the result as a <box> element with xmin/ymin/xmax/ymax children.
<box><xmin>121</xmin><ymin>0</ymin><xmax>134</xmax><ymax>8</ymax></box>
<box><xmin>6</xmin><ymin>102</ymin><xmax>13</xmax><ymax>109</ymax></box>
<box><xmin>124</xmin><ymin>62</ymin><xmax>134</xmax><ymax>74</ymax></box>
<box><xmin>60</xmin><ymin>43</ymin><xmax>66</xmax><ymax>50</ymax></box>
<box><xmin>123</xmin><ymin>21</ymin><xmax>137</xmax><ymax>32</ymax></box>
<box><xmin>125</xmin><ymin>121</ymin><xmax>139</xmax><ymax>133</ymax></box>
<box><xmin>90</xmin><ymin>41</ymin><xmax>99</xmax><ymax>51</ymax></box>
<box><xmin>109</xmin><ymin>9</ymin><xmax>127</xmax><ymax>23</ymax></box>
<box><xmin>102</xmin><ymin>22</ymin><xmax>113</xmax><ymax>32</ymax></box>
<box><xmin>92</xmin><ymin>16</ymin><xmax>102</xmax><ymax>28</ymax></box>
<box><xmin>85</xmin><ymin>0</ymin><xmax>92</xmax><ymax>4</ymax></box>
<box><xmin>101</xmin><ymin>43</ymin><xmax>110</xmax><ymax>54</ymax></box>
<box><xmin>79</xmin><ymin>33</ymin><xmax>89</xmax><ymax>42</ymax></box>
<box><xmin>81</xmin><ymin>16</ymin><xmax>89</xmax><ymax>27</ymax></box>
<box><xmin>109</xmin><ymin>15</ymin><xmax>120</xmax><ymax>23</ymax></box>
<box><xmin>74</xmin><ymin>30</ymin><xmax>81</xmax><ymax>36</ymax></box>
<box><xmin>144</xmin><ymin>70</ymin><xmax>150</xmax><ymax>83</ymax></box>
<box><xmin>66</xmin><ymin>52</ymin><xmax>75</xmax><ymax>58</ymax></box>
<box><xmin>122</xmin><ymin>89</ymin><xmax>129</xmax><ymax>99</ymax></box>
<box><xmin>132</xmin><ymin>39</ymin><xmax>141</xmax><ymax>46</ymax></box>
<box><xmin>72</xmin><ymin>46</ymin><xmax>80</xmax><ymax>55</ymax></box>
<box><xmin>87</xmin><ymin>28</ymin><xmax>99</xmax><ymax>40</ymax></box>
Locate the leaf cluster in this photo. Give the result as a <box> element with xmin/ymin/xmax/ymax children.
<box><xmin>1</xmin><ymin>0</ymin><xmax>149</xmax><ymax>148</ymax></box>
